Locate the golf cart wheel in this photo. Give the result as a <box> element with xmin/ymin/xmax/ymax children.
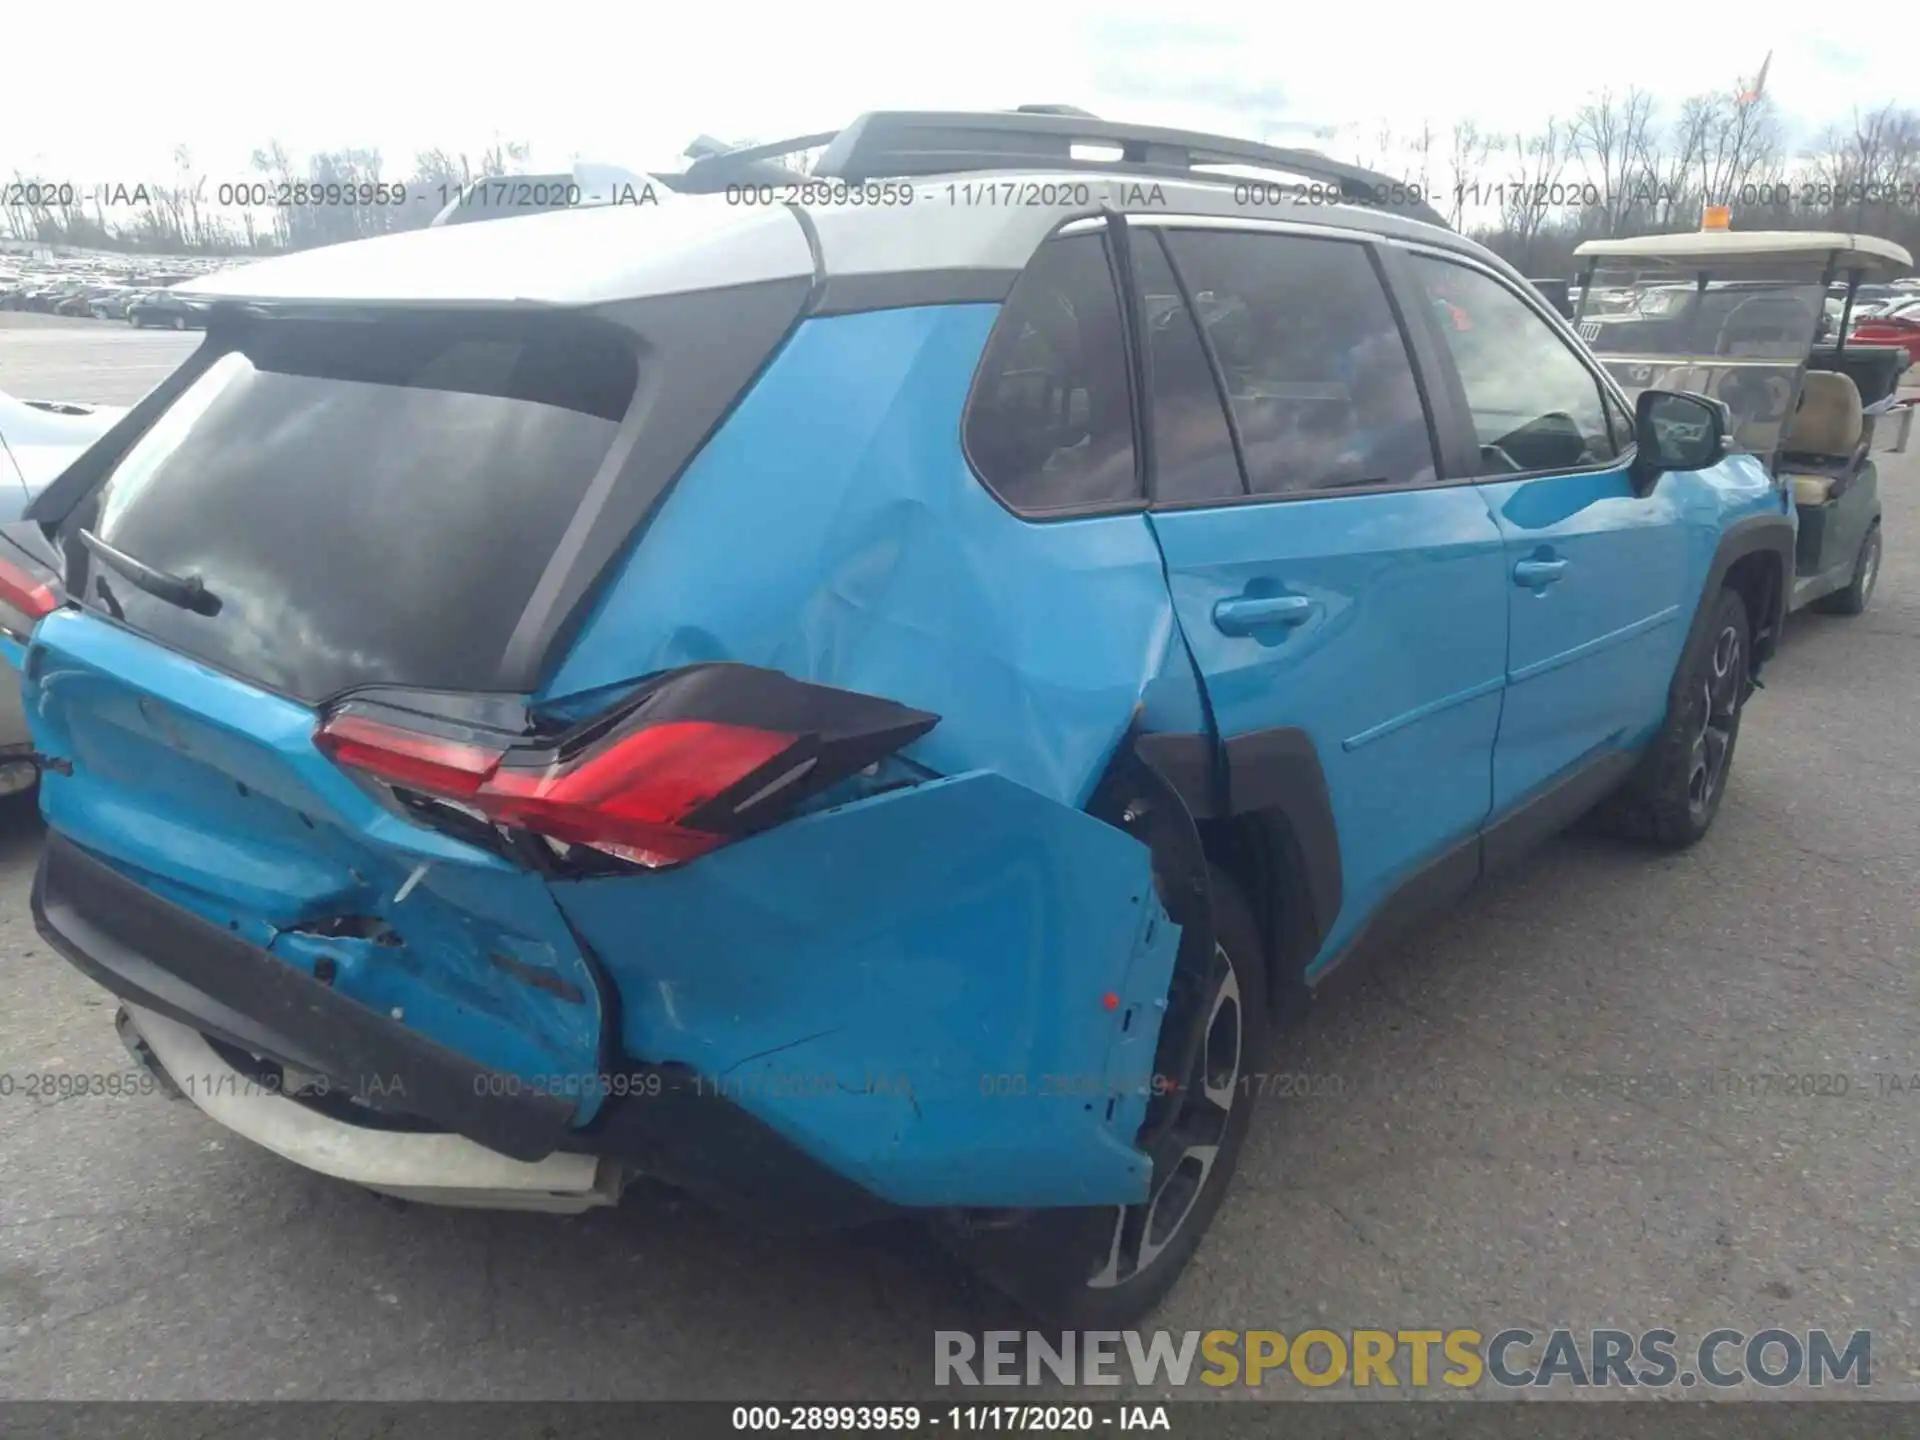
<box><xmin>1811</xmin><ymin>521</ymin><xmax>1881</xmax><ymax>616</ymax></box>
<box><xmin>1594</xmin><ymin>586</ymin><xmax>1751</xmax><ymax>850</ymax></box>
<box><xmin>947</xmin><ymin>865</ymin><xmax>1268</xmax><ymax>1327</ymax></box>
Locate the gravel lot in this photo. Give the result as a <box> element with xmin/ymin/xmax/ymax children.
<box><xmin>1</xmin><ymin>316</ymin><xmax>1917</xmax><ymax>1402</ymax></box>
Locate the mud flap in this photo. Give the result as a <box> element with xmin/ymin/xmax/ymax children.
<box><xmin>549</xmin><ymin>769</ymin><xmax>1184</xmax><ymax>1209</ymax></box>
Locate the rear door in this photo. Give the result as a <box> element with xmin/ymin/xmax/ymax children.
<box><xmin>1133</xmin><ymin>220</ymin><xmax>1512</xmax><ymax>971</ymax></box>
<box><xmin>1401</xmin><ymin>251</ymin><xmax>1692</xmax><ymax>813</ymax></box>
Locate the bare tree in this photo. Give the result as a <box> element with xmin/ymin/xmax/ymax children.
<box><xmin>1498</xmin><ymin>119</ymin><xmax>1570</xmax><ymax>266</ymax></box>
<box><xmin>1570</xmin><ymin>87</ymin><xmax>1656</xmax><ymax>237</ymax></box>
<box><xmin>1444</xmin><ymin>119</ymin><xmax>1496</xmax><ymax>229</ymax></box>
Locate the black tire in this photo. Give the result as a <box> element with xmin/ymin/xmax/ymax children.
<box><xmin>1811</xmin><ymin>521</ymin><xmax>1880</xmax><ymax>617</ymax></box>
<box><xmin>171</xmin><ymin>316</ymin><xmax>185</xmax><ymax>331</ymax></box>
<box><xmin>945</xmin><ymin>866</ymin><xmax>1270</xmax><ymax>1326</ymax></box>
<box><xmin>1594</xmin><ymin>586</ymin><xmax>1751</xmax><ymax>850</ymax></box>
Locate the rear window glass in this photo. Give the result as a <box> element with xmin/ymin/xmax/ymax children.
<box><xmin>80</xmin><ymin>313</ymin><xmax>637</xmax><ymax>704</ymax></box>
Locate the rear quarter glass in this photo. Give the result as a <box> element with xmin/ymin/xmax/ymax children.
<box><xmin>69</xmin><ymin>311</ymin><xmax>638</xmax><ymax>705</ymax></box>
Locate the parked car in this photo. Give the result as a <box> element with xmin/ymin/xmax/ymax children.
<box><xmin>0</xmin><ymin>388</ymin><xmax>126</xmax><ymax>796</ymax></box>
<box><xmin>53</xmin><ymin>287</ymin><xmax>115</xmax><ymax>318</ymax></box>
<box><xmin>1849</xmin><ymin>297</ymin><xmax>1920</xmax><ymax>370</ymax></box>
<box><xmin>127</xmin><ymin>290</ymin><xmax>207</xmax><ymax>329</ymax></box>
<box><xmin>4</xmin><ymin>108</ymin><xmax>1794</xmax><ymax>1325</ymax></box>
<box><xmin>89</xmin><ymin>289</ymin><xmax>143</xmax><ymax>320</ymax></box>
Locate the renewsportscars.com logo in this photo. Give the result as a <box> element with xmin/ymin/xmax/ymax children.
<box><xmin>934</xmin><ymin>1328</ymin><xmax>1872</xmax><ymax>1390</ymax></box>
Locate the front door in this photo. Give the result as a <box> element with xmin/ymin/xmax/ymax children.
<box><xmin>1403</xmin><ymin>252</ymin><xmax>1692</xmax><ymax>813</ymax></box>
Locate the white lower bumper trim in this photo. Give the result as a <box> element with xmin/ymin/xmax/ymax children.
<box><xmin>123</xmin><ymin>1004</ymin><xmax>622</xmax><ymax>1213</ymax></box>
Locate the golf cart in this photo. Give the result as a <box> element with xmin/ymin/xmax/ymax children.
<box><xmin>1573</xmin><ymin>218</ymin><xmax>1916</xmax><ymax>617</ymax></box>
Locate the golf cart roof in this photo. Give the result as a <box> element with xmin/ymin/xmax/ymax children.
<box><xmin>1575</xmin><ymin>229</ymin><xmax>1912</xmax><ymax>277</ymax></box>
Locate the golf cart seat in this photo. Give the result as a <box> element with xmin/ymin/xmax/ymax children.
<box><xmin>1655</xmin><ymin>365</ymin><xmax>1717</xmax><ymax>394</ymax></box>
<box><xmin>1780</xmin><ymin>371</ymin><xmax>1865</xmax><ymax>508</ymax></box>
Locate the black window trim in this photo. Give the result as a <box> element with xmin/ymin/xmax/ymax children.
<box><xmin>1146</xmin><ymin>228</ymin><xmax>1254</xmax><ymax>500</ymax></box>
<box><xmin>1392</xmin><ymin>240</ymin><xmax>1643</xmax><ymax>485</ymax></box>
<box><xmin>956</xmin><ymin>217</ymin><xmax>1149</xmax><ymax>523</ymax></box>
<box><xmin>1124</xmin><ymin>217</ymin><xmax>1462</xmax><ymax>513</ymax></box>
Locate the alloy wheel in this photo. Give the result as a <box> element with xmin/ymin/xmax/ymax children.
<box><xmin>1087</xmin><ymin>943</ymin><xmax>1241</xmax><ymax>1290</ymax></box>
<box><xmin>1686</xmin><ymin>624</ymin><xmax>1743</xmax><ymax>821</ymax></box>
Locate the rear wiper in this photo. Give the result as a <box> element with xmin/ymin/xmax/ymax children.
<box><xmin>77</xmin><ymin>529</ymin><xmax>221</xmax><ymax>616</ymax></box>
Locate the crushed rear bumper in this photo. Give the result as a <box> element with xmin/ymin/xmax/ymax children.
<box><xmin>34</xmin><ymin>829</ymin><xmax>904</xmax><ymax>1227</ymax></box>
<box><xmin>32</xmin><ymin>829</ymin><xmax>576</xmax><ymax>1162</ymax></box>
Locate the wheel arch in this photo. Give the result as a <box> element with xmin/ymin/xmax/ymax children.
<box><xmin>1689</xmin><ymin>512</ymin><xmax>1794</xmax><ymax>683</ymax></box>
<box><xmin>1121</xmin><ymin>728</ymin><xmax>1344</xmax><ymax>1025</ymax></box>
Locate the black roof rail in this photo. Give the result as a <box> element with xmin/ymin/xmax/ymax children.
<box><xmin>656</xmin><ymin>111</ymin><xmax>1448</xmax><ymax>229</ymax></box>
<box><xmin>811</xmin><ymin>110</ymin><xmax>1449</xmax><ymax>229</ymax></box>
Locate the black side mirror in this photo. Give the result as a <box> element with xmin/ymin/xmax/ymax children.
<box><xmin>1631</xmin><ymin>388</ymin><xmax>1730</xmax><ymax>494</ymax></box>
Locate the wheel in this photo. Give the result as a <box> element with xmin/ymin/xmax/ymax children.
<box><xmin>171</xmin><ymin>316</ymin><xmax>185</xmax><ymax>330</ymax></box>
<box><xmin>1811</xmin><ymin>521</ymin><xmax>1880</xmax><ymax>616</ymax></box>
<box><xmin>1594</xmin><ymin>587</ymin><xmax>1751</xmax><ymax>849</ymax></box>
<box><xmin>944</xmin><ymin>865</ymin><xmax>1269</xmax><ymax>1326</ymax></box>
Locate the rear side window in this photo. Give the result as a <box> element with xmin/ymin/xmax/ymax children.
<box><xmin>1162</xmin><ymin>230</ymin><xmax>1438</xmax><ymax>494</ymax></box>
<box><xmin>964</xmin><ymin>234</ymin><xmax>1138</xmax><ymax>513</ymax></box>
<box><xmin>81</xmin><ymin>313</ymin><xmax>637</xmax><ymax>704</ymax></box>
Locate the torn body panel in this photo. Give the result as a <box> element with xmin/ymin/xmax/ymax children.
<box><xmin>550</xmin><ymin>769</ymin><xmax>1183</xmax><ymax>1208</ymax></box>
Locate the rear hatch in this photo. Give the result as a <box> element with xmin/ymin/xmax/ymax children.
<box><xmin>20</xmin><ymin>292</ymin><xmax>809</xmax><ymax>1136</ymax></box>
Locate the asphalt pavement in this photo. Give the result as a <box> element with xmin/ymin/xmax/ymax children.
<box><xmin>1</xmin><ymin>316</ymin><xmax>1916</xmax><ymax>1401</ymax></box>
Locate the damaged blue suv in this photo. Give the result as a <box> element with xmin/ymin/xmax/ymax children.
<box><xmin>2</xmin><ymin>111</ymin><xmax>1795</xmax><ymax>1324</ymax></box>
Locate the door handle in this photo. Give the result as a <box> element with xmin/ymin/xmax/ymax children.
<box><xmin>1513</xmin><ymin>558</ymin><xmax>1569</xmax><ymax>588</ymax></box>
<box><xmin>1212</xmin><ymin>593</ymin><xmax>1317</xmax><ymax>636</ymax></box>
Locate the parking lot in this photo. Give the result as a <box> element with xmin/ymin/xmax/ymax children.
<box><xmin>0</xmin><ymin>314</ymin><xmax>1916</xmax><ymax>1401</ymax></box>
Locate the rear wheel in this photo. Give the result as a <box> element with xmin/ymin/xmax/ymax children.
<box><xmin>1594</xmin><ymin>586</ymin><xmax>1751</xmax><ymax>850</ymax></box>
<box><xmin>1811</xmin><ymin>521</ymin><xmax>1880</xmax><ymax>617</ymax></box>
<box><xmin>947</xmin><ymin>866</ymin><xmax>1269</xmax><ymax>1326</ymax></box>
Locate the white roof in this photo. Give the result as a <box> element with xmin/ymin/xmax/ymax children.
<box><xmin>176</xmin><ymin>196</ymin><xmax>814</xmax><ymax>307</ymax></box>
<box><xmin>1575</xmin><ymin>229</ymin><xmax>1913</xmax><ymax>276</ymax></box>
<box><xmin>172</xmin><ymin>171</ymin><xmax>1472</xmax><ymax>311</ymax></box>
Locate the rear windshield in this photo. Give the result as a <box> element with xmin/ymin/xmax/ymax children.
<box><xmin>77</xmin><ymin>312</ymin><xmax>637</xmax><ymax>704</ymax></box>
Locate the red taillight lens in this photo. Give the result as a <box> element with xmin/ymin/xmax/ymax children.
<box><xmin>0</xmin><ymin>553</ymin><xmax>59</xmax><ymax>627</ymax></box>
<box><xmin>316</xmin><ymin>711</ymin><xmax>797</xmax><ymax>867</ymax></box>
<box><xmin>484</xmin><ymin>721</ymin><xmax>797</xmax><ymax>864</ymax></box>
<box><xmin>313</xmin><ymin>714</ymin><xmax>505</xmax><ymax>799</ymax></box>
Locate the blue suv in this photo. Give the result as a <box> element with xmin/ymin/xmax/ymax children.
<box><xmin>0</xmin><ymin>112</ymin><xmax>1794</xmax><ymax>1324</ymax></box>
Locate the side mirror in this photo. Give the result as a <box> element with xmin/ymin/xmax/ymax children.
<box><xmin>1631</xmin><ymin>388</ymin><xmax>1730</xmax><ymax>494</ymax></box>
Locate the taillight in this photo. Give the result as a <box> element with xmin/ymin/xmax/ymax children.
<box><xmin>314</xmin><ymin>713</ymin><xmax>504</xmax><ymax>798</ymax></box>
<box><xmin>0</xmin><ymin>552</ymin><xmax>59</xmax><ymax>640</ymax></box>
<box><xmin>483</xmin><ymin>720</ymin><xmax>797</xmax><ymax>865</ymax></box>
<box><xmin>314</xmin><ymin>664</ymin><xmax>939</xmax><ymax>871</ymax></box>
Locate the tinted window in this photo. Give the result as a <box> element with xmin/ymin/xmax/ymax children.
<box><xmin>83</xmin><ymin>313</ymin><xmax>637</xmax><ymax>704</ymax></box>
<box><xmin>965</xmin><ymin>234</ymin><xmax>1138</xmax><ymax>512</ymax></box>
<box><xmin>1162</xmin><ymin>230</ymin><xmax>1436</xmax><ymax>494</ymax></box>
<box><xmin>1411</xmin><ymin>255</ymin><xmax>1618</xmax><ymax>476</ymax></box>
<box><xmin>1134</xmin><ymin>233</ymin><xmax>1244</xmax><ymax>503</ymax></box>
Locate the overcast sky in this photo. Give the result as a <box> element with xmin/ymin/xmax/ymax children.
<box><xmin>1</xmin><ymin>0</ymin><xmax>1906</xmax><ymax>185</ymax></box>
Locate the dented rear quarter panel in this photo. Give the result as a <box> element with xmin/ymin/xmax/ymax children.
<box><xmin>540</xmin><ymin>302</ymin><xmax>1207</xmax><ymax>1205</ymax></box>
<box><xmin>551</xmin><ymin>770</ymin><xmax>1182</xmax><ymax>1208</ymax></box>
<box><xmin>541</xmin><ymin>303</ymin><xmax>1197</xmax><ymax>810</ymax></box>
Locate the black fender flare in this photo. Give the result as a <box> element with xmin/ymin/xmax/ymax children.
<box><xmin>1123</xmin><ymin>727</ymin><xmax>1344</xmax><ymax>1022</ymax></box>
<box><xmin>1675</xmin><ymin>511</ymin><xmax>1795</xmax><ymax>693</ymax></box>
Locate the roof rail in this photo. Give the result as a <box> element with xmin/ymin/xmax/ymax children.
<box><xmin>813</xmin><ymin>111</ymin><xmax>1448</xmax><ymax>229</ymax></box>
<box><xmin>658</xmin><ymin>110</ymin><xmax>1448</xmax><ymax>229</ymax></box>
